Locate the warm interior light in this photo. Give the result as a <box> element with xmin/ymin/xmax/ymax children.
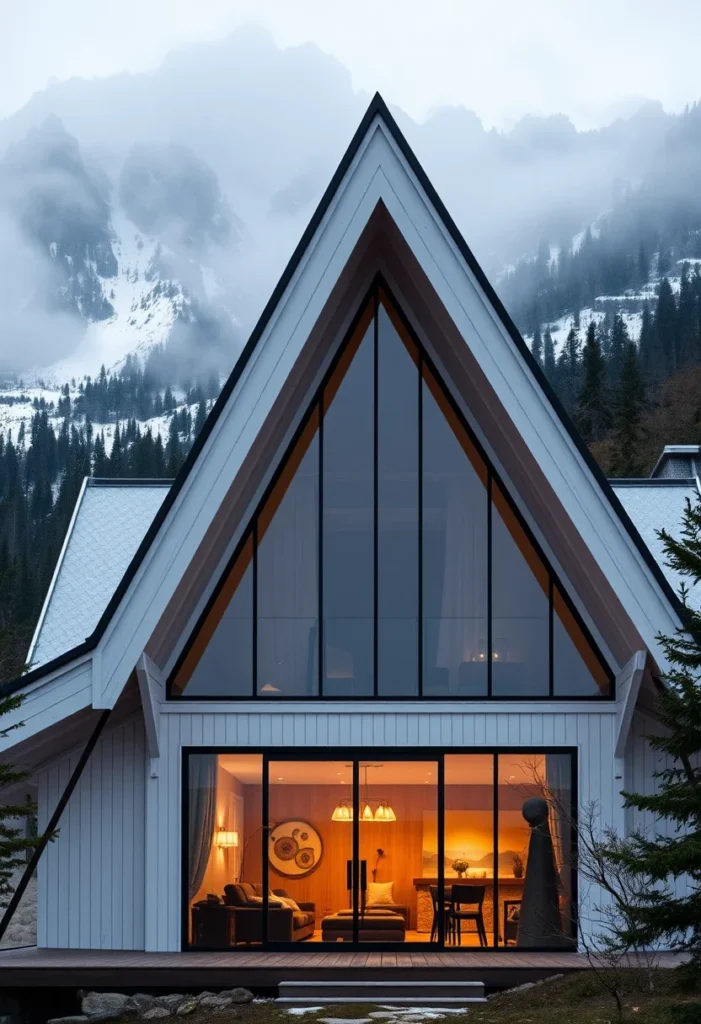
<box><xmin>331</xmin><ymin>766</ymin><xmax>398</xmax><ymax>822</ymax></box>
<box><xmin>260</xmin><ymin>683</ymin><xmax>281</xmax><ymax>693</ymax></box>
<box><xmin>375</xmin><ymin>800</ymin><xmax>396</xmax><ymax>822</ymax></box>
<box><xmin>332</xmin><ymin>799</ymin><xmax>353</xmax><ymax>821</ymax></box>
<box><xmin>215</xmin><ymin>829</ymin><xmax>239</xmax><ymax>848</ymax></box>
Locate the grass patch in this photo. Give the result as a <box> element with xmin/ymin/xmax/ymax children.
<box><xmin>103</xmin><ymin>971</ymin><xmax>701</xmax><ymax>1024</ymax></box>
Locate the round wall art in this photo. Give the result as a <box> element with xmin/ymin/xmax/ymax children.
<box><xmin>269</xmin><ymin>820</ymin><xmax>323</xmax><ymax>878</ymax></box>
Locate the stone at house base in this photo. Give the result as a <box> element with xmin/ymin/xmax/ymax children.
<box><xmin>175</xmin><ymin>1003</ymin><xmax>197</xmax><ymax>1018</ymax></box>
<box><xmin>159</xmin><ymin>997</ymin><xmax>186</xmax><ymax>1012</ymax></box>
<box><xmin>82</xmin><ymin>994</ymin><xmax>129</xmax><ymax>1018</ymax></box>
<box><xmin>219</xmin><ymin>989</ymin><xmax>254</xmax><ymax>1003</ymax></box>
<box><xmin>47</xmin><ymin>1017</ymin><xmax>88</xmax><ymax>1024</ymax></box>
<box><xmin>198</xmin><ymin>997</ymin><xmax>232</xmax><ymax>1010</ymax></box>
<box><xmin>126</xmin><ymin>996</ymin><xmax>162</xmax><ymax>1014</ymax></box>
<box><xmin>142</xmin><ymin>1010</ymin><xmax>171</xmax><ymax>1020</ymax></box>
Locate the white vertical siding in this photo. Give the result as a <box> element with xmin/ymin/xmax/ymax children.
<box><xmin>625</xmin><ymin>710</ymin><xmax>691</xmax><ymax>903</ymax></box>
<box><xmin>145</xmin><ymin>706</ymin><xmax>618</xmax><ymax>952</ymax></box>
<box><xmin>37</xmin><ymin>714</ymin><xmax>146</xmax><ymax>949</ymax></box>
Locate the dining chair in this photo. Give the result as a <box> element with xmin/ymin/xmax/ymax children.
<box><xmin>429</xmin><ymin>885</ymin><xmax>455</xmax><ymax>943</ymax></box>
<box><xmin>450</xmin><ymin>884</ymin><xmax>488</xmax><ymax>947</ymax></box>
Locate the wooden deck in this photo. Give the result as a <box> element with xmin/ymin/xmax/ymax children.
<box><xmin>0</xmin><ymin>947</ymin><xmax>684</xmax><ymax>990</ymax></box>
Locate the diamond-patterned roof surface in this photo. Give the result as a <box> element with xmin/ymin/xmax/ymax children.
<box><xmin>30</xmin><ymin>482</ymin><xmax>170</xmax><ymax>668</ymax></box>
<box><xmin>612</xmin><ymin>481</ymin><xmax>701</xmax><ymax>610</ymax></box>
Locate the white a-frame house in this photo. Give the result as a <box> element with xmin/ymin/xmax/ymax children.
<box><xmin>0</xmin><ymin>95</ymin><xmax>690</xmax><ymax>960</ymax></box>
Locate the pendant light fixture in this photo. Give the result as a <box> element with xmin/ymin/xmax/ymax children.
<box><xmin>331</xmin><ymin>799</ymin><xmax>353</xmax><ymax>821</ymax></box>
<box><xmin>331</xmin><ymin>765</ymin><xmax>397</xmax><ymax>822</ymax></box>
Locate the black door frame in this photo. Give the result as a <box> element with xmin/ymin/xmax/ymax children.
<box><xmin>182</xmin><ymin>745</ymin><xmax>578</xmax><ymax>953</ymax></box>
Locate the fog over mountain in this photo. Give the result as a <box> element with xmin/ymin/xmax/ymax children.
<box><xmin>0</xmin><ymin>24</ymin><xmax>696</xmax><ymax>378</ymax></box>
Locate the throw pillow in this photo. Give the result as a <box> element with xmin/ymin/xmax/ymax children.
<box><xmin>276</xmin><ymin>894</ymin><xmax>302</xmax><ymax>912</ymax></box>
<box><xmin>366</xmin><ymin>881</ymin><xmax>395</xmax><ymax>906</ymax></box>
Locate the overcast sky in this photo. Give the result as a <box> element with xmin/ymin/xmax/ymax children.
<box><xmin>3</xmin><ymin>0</ymin><xmax>701</xmax><ymax>128</ymax></box>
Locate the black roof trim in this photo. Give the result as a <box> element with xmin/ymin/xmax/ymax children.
<box><xmin>88</xmin><ymin>478</ymin><xmax>175</xmax><ymax>488</ymax></box>
<box><xmin>0</xmin><ymin>91</ymin><xmax>683</xmax><ymax>697</ymax></box>
<box><xmin>609</xmin><ymin>478</ymin><xmax>698</xmax><ymax>488</ymax></box>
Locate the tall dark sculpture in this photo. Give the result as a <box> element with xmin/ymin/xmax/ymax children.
<box><xmin>517</xmin><ymin>796</ymin><xmax>568</xmax><ymax>948</ymax></box>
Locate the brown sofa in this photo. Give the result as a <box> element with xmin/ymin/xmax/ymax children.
<box><xmin>221</xmin><ymin>883</ymin><xmax>316</xmax><ymax>943</ymax></box>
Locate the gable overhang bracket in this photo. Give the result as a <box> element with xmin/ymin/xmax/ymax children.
<box><xmin>136</xmin><ymin>652</ymin><xmax>164</xmax><ymax>768</ymax></box>
<box><xmin>614</xmin><ymin>649</ymin><xmax>647</xmax><ymax>758</ymax></box>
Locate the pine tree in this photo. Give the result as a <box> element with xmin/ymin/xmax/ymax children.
<box><xmin>609</xmin><ymin>502</ymin><xmax>701</xmax><ymax>973</ymax></box>
<box><xmin>608</xmin><ymin>314</ymin><xmax>629</xmax><ymax>390</ymax></box>
<box><xmin>543</xmin><ymin>329</ymin><xmax>556</xmax><ymax>384</ymax></box>
<box><xmin>194</xmin><ymin>399</ymin><xmax>207</xmax><ymax>438</ymax></box>
<box><xmin>577</xmin><ymin>320</ymin><xmax>611</xmax><ymax>442</ymax></box>
<box><xmin>610</xmin><ymin>342</ymin><xmax>645</xmax><ymax>476</ymax></box>
<box><xmin>637</xmin><ymin>241</ymin><xmax>648</xmax><ymax>286</ymax></box>
<box><xmin>109</xmin><ymin>425</ymin><xmax>124</xmax><ymax>477</ymax></box>
<box><xmin>93</xmin><ymin>432</ymin><xmax>107</xmax><ymax>477</ymax></box>
<box><xmin>656</xmin><ymin>277</ymin><xmax>679</xmax><ymax>377</ymax></box>
<box><xmin>556</xmin><ymin>326</ymin><xmax>581</xmax><ymax>415</ymax></box>
<box><xmin>165</xmin><ymin>417</ymin><xmax>182</xmax><ymax>477</ymax></box>
<box><xmin>531</xmin><ymin>326</ymin><xmax>543</xmax><ymax>366</ymax></box>
<box><xmin>0</xmin><ymin>690</ymin><xmax>48</xmax><ymax>901</ymax></box>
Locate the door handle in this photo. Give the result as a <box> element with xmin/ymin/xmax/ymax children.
<box><xmin>346</xmin><ymin>859</ymin><xmax>352</xmax><ymax>891</ymax></box>
<box><xmin>360</xmin><ymin>860</ymin><xmax>367</xmax><ymax>892</ymax></box>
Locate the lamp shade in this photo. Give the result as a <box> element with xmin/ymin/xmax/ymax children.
<box><xmin>375</xmin><ymin>800</ymin><xmax>396</xmax><ymax>822</ymax></box>
<box><xmin>331</xmin><ymin>799</ymin><xmax>353</xmax><ymax>821</ymax></box>
<box><xmin>215</xmin><ymin>829</ymin><xmax>239</xmax><ymax>847</ymax></box>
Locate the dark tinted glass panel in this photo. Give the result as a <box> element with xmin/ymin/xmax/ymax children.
<box><xmin>496</xmin><ymin>752</ymin><xmax>574</xmax><ymax>947</ymax></box>
<box><xmin>322</xmin><ymin>323</ymin><xmax>374</xmax><ymax>696</ymax></box>
<box><xmin>377</xmin><ymin>303</ymin><xmax>419</xmax><ymax>696</ymax></box>
<box><xmin>553</xmin><ymin>587</ymin><xmax>610</xmax><ymax>696</ymax></box>
<box><xmin>491</xmin><ymin>486</ymin><xmax>549</xmax><ymax>696</ymax></box>
<box><xmin>257</xmin><ymin>416</ymin><xmax>319</xmax><ymax>696</ymax></box>
<box><xmin>422</xmin><ymin>372</ymin><xmax>488</xmax><ymax>696</ymax></box>
<box><xmin>178</xmin><ymin>538</ymin><xmax>253</xmax><ymax>696</ymax></box>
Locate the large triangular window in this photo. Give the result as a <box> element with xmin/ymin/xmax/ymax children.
<box><xmin>170</xmin><ymin>285</ymin><xmax>613</xmax><ymax>699</ymax></box>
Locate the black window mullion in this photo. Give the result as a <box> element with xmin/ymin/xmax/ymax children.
<box><xmin>492</xmin><ymin>753</ymin><xmax>499</xmax><ymax>948</ymax></box>
<box><xmin>549</xmin><ymin>576</ymin><xmax>554</xmax><ymax>697</ymax></box>
<box><xmin>352</xmin><ymin>759</ymin><xmax>360</xmax><ymax>944</ymax></box>
<box><xmin>487</xmin><ymin>471</ymin><xmax>493</xmax><ymax>698</ymax></box>
<box><xmin>262</xmin><ymin>753</ymin><xmax>269</xmax><ymax>946</ymax></box>
<box><xmin>418</xmin><ymin>352</ymin><xmax>423</xmax><ymax>697</ymax></box>
<box><xmin>437</xmin><ymin>753</ymin><xmax>445</xmax><ymax>947</ymax></box>
<box><xmin>252</xmin><ymin>523</ymin><xmax>258</xmax><ymax>697</ymax></box>
<box><xmin>318</xmin><ymin>400</ymin><xmax>324</xmax><ymax>698</ymax></box>
<box><xmin>373</xmin><ymin>293</ymin><xmax>379</xmax><ymax>698</ymax></box>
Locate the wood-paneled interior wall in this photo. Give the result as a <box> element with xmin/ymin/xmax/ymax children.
<box><xmin>237</xmin><ymin>780</ymin><xmax>537</xmax><ymax>923</ymax></box>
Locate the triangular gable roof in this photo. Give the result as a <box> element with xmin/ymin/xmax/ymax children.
<box><xmin>0</xmin><ymin>92</ymin><xmax>683</xmax><ymax>702</ymax></box>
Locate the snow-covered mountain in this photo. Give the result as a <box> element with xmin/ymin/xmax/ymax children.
<box><xmin>1</xmin><ymin>26</ymin><xmax>701</xmax><ymax>445</ymax></box>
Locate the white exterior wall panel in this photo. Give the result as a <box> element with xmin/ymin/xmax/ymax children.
<box><xmin>625</xmin><ymin>710</ymin><xmax>692</xmax><ymax>904</ymax></box>
<box><xmin>37</xmin><ymin>714</ymin><xmax>146</xmax><ymax>949</ymax></box>
<box><xmin>145</xmin><ymin>704</ymin><xmax>618</xmax><ymax>952</ymax></box>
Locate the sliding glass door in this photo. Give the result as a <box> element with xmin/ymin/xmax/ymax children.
<box><xmin>184</xmin><ymin>748</ymin><xmax>576</xmax><ymax>951</ymax></box>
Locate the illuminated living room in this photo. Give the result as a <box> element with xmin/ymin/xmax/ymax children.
<box><xmin>187</xmin><ymin>751</ymin><xmax>574</xmax><ymax>949</ymax></box>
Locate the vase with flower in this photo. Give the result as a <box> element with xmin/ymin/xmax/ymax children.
<box><xmin>452</xmin><ymin>858</ymin><xmax>468</xmax><ymax>878</ymax></box>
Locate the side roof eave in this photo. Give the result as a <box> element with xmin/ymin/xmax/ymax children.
<box><xmin>0</xmin><ymin>93</ymin><xmax>684</xmax><ymax>717</ymax></box>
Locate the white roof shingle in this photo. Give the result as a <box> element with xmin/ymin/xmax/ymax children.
<box><xmin>611</xmin><ymin>479</ymin><xmax>701</xmax><ymax>611</ymax></box>
<box><xmin>29</xmin><ymin>479</ymin><xmax>170</xmax><ymax>668</ymax></box>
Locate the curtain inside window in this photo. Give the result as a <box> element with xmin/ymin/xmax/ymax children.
<box><xmin>188</xmin><ymin>755</ymin><xmax>218</xmax><ymax>900</ymax></box>
<box><xmin>437</xmin><ymin>475</ymin><xmax>483</xmax><ymax>689</ymax></box>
